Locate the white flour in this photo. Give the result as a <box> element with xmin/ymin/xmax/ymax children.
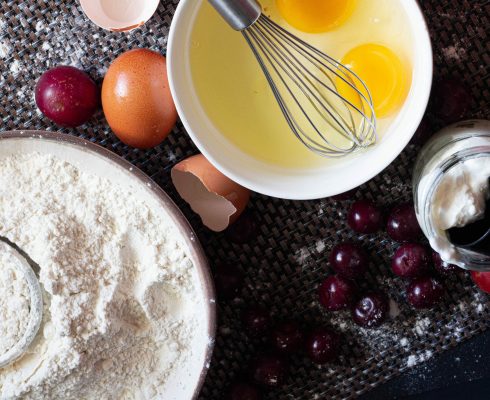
<box><xmin>431</xmin><ymin>156</ymin><xmax>490</xmax><ymax>231</ymax></box>
<box><xmin>0</xmin><ymin>40</ymin><xmax>11</xmax><ymax>59</ymax></box>
<box><xmin>0</xmin><ymin>152</ymin><xmax>204</xmax><ymax>399</ymax></box>
<box><xmin>9</xmin><ymin>60</ymin><xmax>21</xmax><ymax>75</ymax></box>
<box><xmin>0</xmin><ymin>247</ymin><xmax>30</xmax><ymax>356</ymax></box>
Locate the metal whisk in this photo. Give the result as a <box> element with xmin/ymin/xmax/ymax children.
<box><xmin>208</xmin><ymin>0</ymin><xmax>377</xmax><ymax>157</ymax></box>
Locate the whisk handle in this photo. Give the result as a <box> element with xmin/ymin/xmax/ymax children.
<box><xmin>208</xmin><ymin>0</ymin><xmax>262</xmax><ymax>31</ymax></box>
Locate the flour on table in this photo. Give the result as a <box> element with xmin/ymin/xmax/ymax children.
<box><xmin>0</xmin><ymin>40</ymin><xmax>11</xmax><ymax>59</ymax></box>
<box><xmin>442</xmin><ymin>45</ymin><xmax>466</xmax><ymax>61</ymax></box>
<box><xmin>0</xmin><ymin>153</ymin><xmax>205</xmax><ymax>399</ymax></box>
<box><xmin>315</xmin><ymin>240</ymin><xmax>326</xmax><ymax>253</ymax></box>
<box><xmin>9</xmin><ymin>59</ymin><xmax>21</xmax><ymax>75</ymax></box>
<box><xmin>35</xmin><ymin>21</ymin><xmax>45</xmax><ymax>32</ymax></box>
<box><xmin>414</xmin><ymin>317</ymin><xmax>431</xmax><ymax>336</ymax></box>
<box><xmin>406</xmin><ymin>354</ymin><xmax>417</xmax><ymax>367</ymax></box>
<box><xmin>295</xmin><ymin>247</ymin><xmax>311</xmax><ymax>266</ymax></box>
<box><xmin>406</xmin><ymin>350</ymin><xmax>433</xmax><ymax>367</ymax></box>
<box><xmin>0</xmin><ymin>246</ymin><xmax>30</xmax><ymax>356</ymax></box>
<box><xmin>166</xmin><ymin>149</ymin><xmax>177</xmax><ymax>163</ymax></box>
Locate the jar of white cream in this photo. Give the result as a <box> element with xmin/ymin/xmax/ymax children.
<box><xmin>413</xmin><ymin>120</ymin><xmax>490</xmax><ymax>271</ymax></box>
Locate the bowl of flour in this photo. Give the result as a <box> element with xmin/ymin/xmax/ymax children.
<box><xmin>0</xmin><ymin>131</ymin><xmax>216</xmax><ymax>400</ymax></box>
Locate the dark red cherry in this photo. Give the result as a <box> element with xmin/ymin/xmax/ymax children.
<box><xmin>347</xmin><ymin>200</ymin><xmax>383</xmax><ymax>234</ymax></box>
<box><xmin>305</xmin><ymin>327</ymin><xmax>340</xmax><ymax>364</ymax></box>
<box><xmin>250</xmin><ymin>354</ymin><xmax>288</xmax><ymax>387</ymax></box>
<box><xmin>386</xmin><ymin>203</ymin><xmax>422</xmax><ymax>242</ymax></box>
<box><xmin>432</xmin><ymin>251</ymin><xmax>459</xmax><ymax>276</ymax></box>
<box><xmin>329</xmin><ymin>242</ymin><xmax>369</xmax><ymax>279</ymax></box>
<box><xmin>406</xmin><ymin>276</ymin><xmax>444</xmax><ymax>309</ymax></box>
<box><xmin>270</xmin><ymin>321</ymin><xmax>303</xmax><ymax>354</ymax></box>
<box><xmin>391</xmin><ymin>243</ymin><xmax>430</xmax><ymax>278</ymax></box>
<box><xmin>241</xmin><ymin>307</ymin><xmax>271</xmax><ymax>336</ymax></box>
<box><xmin>318</xmin><ymin>275</ymin><xmax>357</xmax><ymax>311</ymax></box>
<box><xmin>226</xmin><ymin>381</ymin><xmax>262</xmax><ymax>400</ymax></box>
<box><xmin>351</xmin><ymin>292</ymin><xmax>388</xmax><ymax>328</ymax></box>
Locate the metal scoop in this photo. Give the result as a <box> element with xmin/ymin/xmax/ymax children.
<box><xmin>0</xmin><ymin>239</ymin><xmax>43</xmax><ymax>368</ymax></box>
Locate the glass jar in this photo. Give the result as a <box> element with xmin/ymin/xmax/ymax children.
<box><xmin>413</xmin><ymin>120</ymin><xmax>490</xmax><ymax>271</ymax></box>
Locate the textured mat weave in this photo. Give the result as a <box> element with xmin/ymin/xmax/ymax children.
<box><xmin>0</xmin><ymin>1</ymin><xmax>489</xmax><ymax>399</ymax></box>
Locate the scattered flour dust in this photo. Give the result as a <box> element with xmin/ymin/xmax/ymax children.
<box><xmin>0</xmin><ymin>245</ymin><xmax>30</xmax><ymax>356</ymax></box>
<box><xmin>315</xmin><ymin>240</ymin><xmax>326</xmax><ymax>253</ymax></box>
<box><xmin>406</xmin><ymin>354</ymin><xmax>417</xmax><ymax>367</ymax></box>
<box><xmin>35</xmin><ymin>21</ymin><xmax>46</xmax><ymax>32</ymax></box>
<box><xmin>442</xmin><ymin>45</ymin><xmax>466</xmax><ymax>61</ymax></box>
<box><xmin>406</xmin><ymin>350</ymin><xmax>433</xmax><ymax>367</ymax></box>
<box><xmin>9</xmin><ymin>59</ymin><xmax>21</xmax><ymax>75</ymax></box>
<box><xmin>0</xmin><ymin>153</ymin><xmax>206</xmax><ymax>399</ymax></box>
<box><xmin>0</xmin><ymin>40</ymin><xmax>11</xmax><ymax>59</ymax></box>
<box><xmin>414</xmin><ymin>317</ymin><xmax>431</xmax><ymax>336</ymax></box>
<box><xmin>295</xmin><ymin>247</ymin><xmax>311</xmax><ymax>265</ymax></box>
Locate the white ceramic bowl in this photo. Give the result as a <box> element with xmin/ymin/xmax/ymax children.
<box><xmin>0</xmin><ymin>131</ymin><xmax>216</xmax><ymax>400</ymax></box>
<box><xmin>168</xmin><ymin>0</ymin><xmax>433</xmax><ymax>200</ymax></box>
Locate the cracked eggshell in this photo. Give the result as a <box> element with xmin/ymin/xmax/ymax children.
<box><xmin>171</xmin><ymin>154</ymin><xmax>251</xmax><ymax>232</ymax></box>
<box><xmin>79</xmin><ymin>0</ymin><xmax>160</xmax><ymax>32</ymax></box>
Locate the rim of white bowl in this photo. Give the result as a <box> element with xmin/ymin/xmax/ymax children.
<box><xmin>168</xmin><ymin>0</ymin><xmax>433</xmax><ymax>200</ymax></box>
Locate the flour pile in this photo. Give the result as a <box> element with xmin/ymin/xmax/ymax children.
<box><xmin>0</xmin><ymin>152</ymin><xmax>206</xmax><ymax>399</ymax></box>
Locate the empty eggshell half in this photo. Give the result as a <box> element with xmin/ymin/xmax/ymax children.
<box><xmin>79</xmin><ymin>0</ymin><xmax>159</xmax><ymax>32</ymax></box>
<box><xmin>171</xmin><ymin>154</ymin><xmax>251</xmax><ymax>232</ymax></box>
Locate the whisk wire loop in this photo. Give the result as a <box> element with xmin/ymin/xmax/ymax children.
<box><xmin>246</xmin><ymin>25</ymin><xmax>359</xmax><ymax>153</ymax></box>
<box><xmin>260</xmin><ymin>15</ymin><xmax>377</xmax><ymax>132</ymax></box>
<box><xmin>240</xmin><ymin>14</ymin><xmax>377</xmax><ymax>157</ymax></box>
<box><xmin>245</xmin><ymin>33</ymin><xmax>355</xmax><ymax>155</ymax></box>
<box><xmin>252</xmin><ymin>19</ymin><xmax>361</xmax><ymax>148</ymax></box>
<box><xmin>243</xmin><ymin>33</ymin><xmax>341</xmax><ymax>155</ymax></box>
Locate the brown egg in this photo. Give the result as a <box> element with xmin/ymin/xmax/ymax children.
<box><xmin>171</xmin><ymin>154</ymin><xmax>251</xmax><ymax>232</ymax></box>
<box><xmin>102</xmin><ymin>48</ymin><xmax>177</xmax><ymax>149</ymax></box>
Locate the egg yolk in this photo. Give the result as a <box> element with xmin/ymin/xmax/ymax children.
<box><xmin>276</xmin><ymin>0</ymin><xmax>356</xmax><ymax>33</ymax></box>
<box><xmin>337</xmin><ymin>43</ymin><xmax>411</xmax><ymax>118</ymax></box>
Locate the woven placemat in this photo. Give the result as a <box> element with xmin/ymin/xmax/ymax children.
<box><xmin>1</xmin><ymin>1</ymin><xmax>489</xmax><ymax>399</ymax></box>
